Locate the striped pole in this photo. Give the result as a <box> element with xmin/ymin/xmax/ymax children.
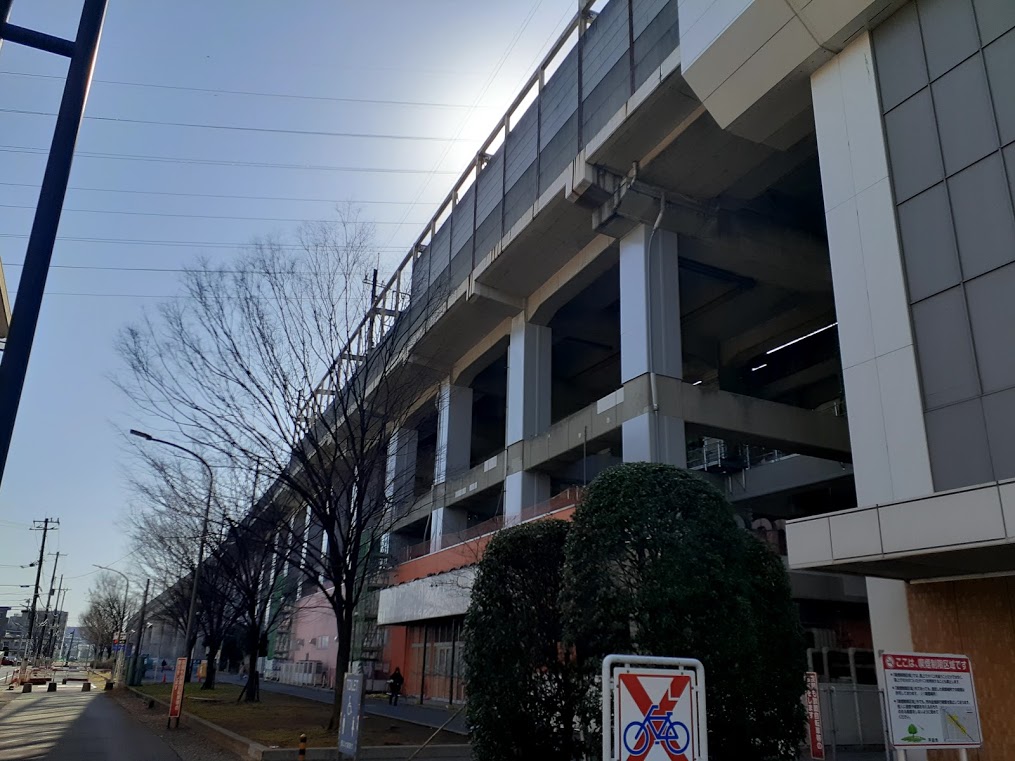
<box><xmin>298</xmin><ymin>733</ymin><xmax>307</xmax><ymax>761</ymax></box>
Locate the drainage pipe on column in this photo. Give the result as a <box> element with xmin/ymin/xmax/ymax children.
<box><xmin>645</xmin><ymin>195</ymin><xmax>666</xmax><ymax>433</ymax></box>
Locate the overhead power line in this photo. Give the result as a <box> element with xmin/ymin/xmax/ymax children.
<box><xmin>0</xmin><ymin>69</ymin><xmax>493</xmax><ymax>110</ymax></box>
<box><xmin>0</xmin><ymin>203</ymin><xmax>430</xmax><ymax>225</ymax></box>
<box><xmin>0</xmin><ymin>233</ymin><xmax>406</xmax><ymax>251</ymax></box>
<box><xmin>0</xmin><ymin>144</ymin><xmax>460</xmax><ymax>175</ymax></box>
<box><xmin>0</xmin><ymin>180</ymin><xmax>436</xmax><ymax>206</ymax></box>
<box><xmin>1</xmin><ymin>107</ymin><xmax>470</xmax><ymax>143</ymax></box>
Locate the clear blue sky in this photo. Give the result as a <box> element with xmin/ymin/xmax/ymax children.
<box><xmin>0</xmin><ymin>0</ymin><xmax>577</xmax><ymax>625</ymax></box>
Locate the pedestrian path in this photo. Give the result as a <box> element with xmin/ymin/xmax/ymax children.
<box><xmin>0</xmin><ymin>687</ymin><xmax>180</xmax><ymax>760</ymax></box>
<box><xmin>213</xmin><ymin>673</ymin><xmax>469</xmax><ymax>734</ymax></box>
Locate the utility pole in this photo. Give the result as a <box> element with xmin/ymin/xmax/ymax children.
<box><xmin>45</xmin><ymin>578</ymin><xmax>65</xmax><ymax>660</ymax></box>
<box><xmin>36</xmin><ymin>552</ymin><xmax>60</xmax><ymax>663</ymax></box>
<box><xmin>65</xmin><ymin>629</ymin><xmax>76</xmax><ymax>666</ymax></box>
<box><xmin>129</xmin><ymin>578</ymin><xmax>150</xmax><ymax>686</ymax></box>
<box><xmin>25</xmin><ymin>520</ymin><xmax>57</xmax><ymax>655</ymax></box>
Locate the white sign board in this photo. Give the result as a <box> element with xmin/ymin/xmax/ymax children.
<box><xmin>882</xmin><ymin>652</ymin><xmax>981</xmax><ymax>749</ymax></box>
<box><xmin>603</xmin><ymin>655</ymin><xmax>707</xmax><ymax>761</ymax></box>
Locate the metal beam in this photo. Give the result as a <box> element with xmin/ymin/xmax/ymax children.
<box><xmin>0</xmin><ymin>0</ymin><xmax>109</xmax><ymax>486</ymax></box>
<box><xmin>0</xmin><ymin>22</ymin><xmax>75</xmax><ymax>57</ymax></box>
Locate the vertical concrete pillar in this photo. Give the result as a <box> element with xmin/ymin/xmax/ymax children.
<box><xmin>505</xmin><ymin>314</ymin><xmax>551</xmax><ymax>447</ymax></box>
<box><xmin>433</xmin><ymin>381</ymin><xmax>472</xmax><ymax>485</ymax></box>
<box><xmin>619</xmin><ymin>224</ymin><xmax>686</xmax><ymax>466</ymax></box>
<box><xmin>503</xmin><ymin>470</ymin><xmax>550</xmax><ymax>525</ymax></box>
<box><xmin>619</xmin><ymin>224</ymin><xmax>682</xmax><ymax>383</ymax></box>
<box><xmin>812</xmin><ymin>32</ymin><xmax>933</xmax><ymax>727</ymax></box>
<box><xmin>385</xmin><ymin>427</ymin><xmax>419</xmax><ymax>512</ymax></box>
<box><xmin>429</xmin><ymin>507</ymin><xmax>468</xmax><ymax>554</ymax></box>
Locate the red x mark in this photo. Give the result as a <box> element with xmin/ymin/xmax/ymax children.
<box><xmin>618</xmin><ymin>673</ymin><xmax>692</xmax><ymax>761</ymax></box>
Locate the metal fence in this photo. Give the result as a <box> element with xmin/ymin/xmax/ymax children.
<box><xmin>817</xmin><ymin>683</ymin><xmax>890</xmax><ymax>757</ymax></box>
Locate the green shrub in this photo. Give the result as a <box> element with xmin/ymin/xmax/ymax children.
<box><xmin>562</xmin><ymin>462</ymin><xmax>805</xmax><ymax>760</ymax></box>
<box><xmin>464</xmin><ymin>519</ymin><xmax>587</xmax><ymax>761</ymax></box>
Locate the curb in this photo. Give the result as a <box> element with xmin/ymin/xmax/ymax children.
<box><xmin>125</xmin><ymin>687</ymin><xmax>470</xmax><ymax>761</ymax></box>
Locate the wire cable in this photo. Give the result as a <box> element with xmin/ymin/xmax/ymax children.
<box><xmin>0</xmin><ymin>180</ymin><xmax>436</xmax><ymax>206</ymax></box>
<box><xmin>0</xmin><ymin>107</ymin><xmax>472</xmax><ymax>143</ymax></box>
<box><xmin>0</xmin><ymin>144</ymin><xmax>459</xmax><ymax>175</ymax></box>
<box><xmin>0</xmin><ymin>69</ymin><xmax>494</xmax><ymax>109</ymax></box>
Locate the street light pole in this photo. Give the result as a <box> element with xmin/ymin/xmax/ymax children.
<box><xmin>92</xmin><ymin>565</ymin><xmax>129</xmax><ymax>687</ymax></box>
<box><xmin>129</xmin><ymin>429</ymin><xmax>213</xmax><ymax>684</ymax></box>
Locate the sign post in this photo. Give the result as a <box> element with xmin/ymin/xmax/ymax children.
<box><xmin>602</xmin><ymin>655</ymin><xmax>707</xmax><ymax>761</ymax></box>
<box><xmin>882</xmin><ymin>652</ymin><xmax>981</xmax><ymax>757</ymax></box>
<box><xmin>804</xmin><ymin>671</ymin><xmax>825</xmax><ymax>760</ymax></box>
<box><xmin>338</xmin><ymin>673</ymin><xmax>365</xmax><ymax>759</ymax></box>
<box><xmin>167</xmin><ymin>657</ymin><xmax>187</xmax><ymax>729</ymax></box>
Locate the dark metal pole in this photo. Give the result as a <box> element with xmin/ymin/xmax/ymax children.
<box><xmin>26</xmin><ymin>520</ymin><xmax>49</xmax><ymax>645</ymax></box>
<box><xmin>418</xmin><ymin>623</ymin><xmax>428</xmax><ymax>706</ymax></box>
<box><xmin>0</xmin><ymin>0</ymin><xmax>108</xmax><ymax>487</ymax></box>
<box><xmin>38</xmin><ymin>553</ymin><xmax>60</xmax><ymax>659</ymax></box>
<box><xmin>129</xmin><ymin>578</ymin><xmax>149</xmax><ymax>686</ymax></box>
<box><xmin>0</xmin><ymin>1</ymin><xmax>14</xmax><ymax>46</ymax></box>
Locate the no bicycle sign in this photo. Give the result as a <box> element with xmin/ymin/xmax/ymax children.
<box><xmin>603</xmin><ymin>655</ymin><xmax>707</xmax><ymax>761</ymax></box>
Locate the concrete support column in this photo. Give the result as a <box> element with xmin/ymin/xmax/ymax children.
<box><xmin>429</xmin><ymin>506</ymin><xmax>468</xmax><ymax>554</ymax></box>
<box><xmin>620</xmin><ymin>224</ymin><xmax>686</xmax><ymax>466</ymax></box>
<box><xmin>385</xmin><ymin>427</ymin><xmax>419</xmax><ymax>512</ymax></box>
<box><xmin>433</xmin><ymin>381</ymin><xmax>472</xmax><ymax>485</ymax></box>
<box><xmin>812</xmin><ymin>33</ymin><xmax>933</xmax><ymax>726</ymax></box>
<box><xmin>503</xmin><ymin>470</ymin><xmax>550</xmax><ymax>526</ymax></box>
<box><xmin>505</xmin><ymin>314</ymin><xmax>551</xmax><ymax>446</ymax></box>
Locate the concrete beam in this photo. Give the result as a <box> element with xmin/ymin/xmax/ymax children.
<box><xmin>527</xmin><ymin>235</ymin><xmax>617</xmax><ymax>325</ymax></box>
<box><xmin>593</xmin><ymin>178</ymin><xmax>831</xmax><ymax>293</ymax></box>
<box><xmin>644</xmin><ymin>374</ymin><xmax>851</xmax><ymax>460</ymax></box>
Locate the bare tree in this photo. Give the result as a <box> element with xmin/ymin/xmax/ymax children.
<box><xmin>115</xmin><ymin>209</ymin><xmax>441</xmax><ymax>725</ymax></box>
<box><xmin>127</xmin><ymin>451</ymin><xmax>243</xmax><ymax>688</ymax></box>
<box><xmin>80</xmin><ymin>573</ymin><xmax>138</xmax><ymax>662</ymax></box>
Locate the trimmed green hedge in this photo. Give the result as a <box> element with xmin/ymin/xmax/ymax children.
<box><xmin>465</xmin><ymin>463</ymin><xmax>806</xmax><ymax>761</ymax></box>
<box><xmin>464</xmin><ymin>519</ymin><xmax>587</xmax><ymax>761</ymax></box>
<box><xmin>563</xmin><ymin>463</ymin><xmax>805</xmax><ymax>760</ymax></box>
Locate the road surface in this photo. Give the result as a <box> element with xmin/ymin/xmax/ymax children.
<box><xmin>0</xmin><ymin>686</ymin><xmax>181</xmax><ymax>760</ymax></box>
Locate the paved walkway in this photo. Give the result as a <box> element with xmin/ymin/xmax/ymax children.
<box><xmin>212</xmin><ymin>673</ymin><xmax>469</xmax><ymax>734</ymax></box>
<box><xmin>0</xmin><ymin>687</ymin><xmax>181</xmax><ymax>760</ymax></box>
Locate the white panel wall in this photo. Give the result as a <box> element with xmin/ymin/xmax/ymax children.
<box><xmin>377</xmin><ymin>567</ymin><xmax>476</xmax><ymax>626</ymax></box>
<box><xmin>810</xmin><ymin>33</ymin><xmax>933</xmax><ymax>706</ymax></box>
<box><xmin>679</xmin><ymin>0</ymin><xmax>889</xmax><ymax>132</ymax></box>
<box><xmin>812</xmin><ymin>32</ymin><xmax>933</xmax><ymax>508</ymax></box>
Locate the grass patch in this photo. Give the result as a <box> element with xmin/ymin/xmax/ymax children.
<box><xmin>135</xmin><ymin>683</ymin><xmax>467</xmax><ymax>748</ymax></box>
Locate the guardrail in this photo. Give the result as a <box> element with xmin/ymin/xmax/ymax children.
<box><xmin>311</xmin><ymin>0</ymin><xmax>650</xmax><ymax>407</ymax></box>
<box><xmin>399</xmin><ymin>485</ymin><xmax>583</xmax><ymax>562</ymax></box>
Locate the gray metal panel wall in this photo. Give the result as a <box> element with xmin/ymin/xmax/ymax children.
<box><xmin>874</xmin><ymin>0</ymin><xmax>1015</xmax><ymax>490</ymax></box>
<box><xmin>411</xmin><ymin>246</ymin><xmax>430</xmax><ymax>297</ymax></box>
<box><xmin>582</xmin><ymin>0</ymin><xmax>631</xmax><ymax>142</ymax></box>
<box><xmin>633</xmin><ymin>0</ymin><xmax>679</xmax><ymax>88</ymax></box>
<box><xmin>540</xmin><ymin>47</ymin><xmax>579</xmax><ymax>149</ymax></box>
<box><xmin>430</xmin><ymin>222</ymin><xmax>452</xmax><ymax>283</ymax></box>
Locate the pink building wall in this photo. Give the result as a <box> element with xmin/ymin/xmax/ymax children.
<box><xmin>287</xmin><ymin>588</ymin><xmax>339</xmax><ymax>688</ymax></box>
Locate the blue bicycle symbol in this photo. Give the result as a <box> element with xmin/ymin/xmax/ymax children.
<box><xmin>623</xmin><ymin>704</ymin><xmax>690</xmax><ymax>757</ymax></box>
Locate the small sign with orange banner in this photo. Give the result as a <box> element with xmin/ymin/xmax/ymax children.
<box><xmin>168</xmin><ymin>657</ymin><xmax>187</xmax><ymax>728</ymax></box>
<box><xmin>804</xmin><ymin>671</ymin><xmax>825</xmax><ymax>759</ymax></box>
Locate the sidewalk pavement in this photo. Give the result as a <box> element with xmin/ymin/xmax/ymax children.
<box><xmin>0</xmin><ymin>687</ymin><xmax>181</xmax><ymax>760</ymax></box>
<box><xmin>213</xmin><ymin>673</ymin><xmax>469</xmax><ymax>735</ymax></box>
